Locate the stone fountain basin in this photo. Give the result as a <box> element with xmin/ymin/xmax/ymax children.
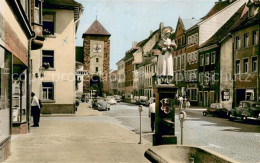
<box><xmin>145</xmin><ymin>145</ymin><xmax>237</xmax><ymax>163</ymax></box>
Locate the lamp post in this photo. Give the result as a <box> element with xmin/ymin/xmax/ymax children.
<box><xmin>179</xmin><ymin>111</ymin><xmax>186</xmax><ymax>145</ymax></box>
<box><xmin>138</xmin><ymin>105</ymin><xmax>143</xmax><ymax>144</ymax></box>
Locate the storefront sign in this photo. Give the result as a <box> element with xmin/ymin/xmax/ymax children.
<box><xmin>222</xmin><ymin>89</ymin><xmax>230</xmax><ymax>101</ymax></box>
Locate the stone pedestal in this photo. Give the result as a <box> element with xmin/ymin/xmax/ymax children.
<box><xmin>153</xmin><ymin>84</ymin><xmax>178</xmax><ymax>146</ymax></box>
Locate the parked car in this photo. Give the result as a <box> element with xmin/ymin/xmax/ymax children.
<box><xmin>106</xmin><ymin>96</ymin><xmax>117</xmax><ymax>105</ymax></box>
<box><xmin>228</xmin><ymin>101</ymin><xmax>260</xmax><ymax>123</ymax></box>
<box><xmin>131</xmin><ymin>96</ymin><xmax>140</xmax><ymax>104</ymax></box>
<box><xmin>113</xmin><ymin>95</ymin><xmax>122</xmax><ymax>102</ymax></box>
<box><xmin>146</xmin><ymin>97</ymin><xmax>155</xmax><ymax>106</ymax></box>
<box><xmin>139</xmin><ymin>96</ymin><xmax>148</xmax><ymax>105</ymax></box>
<box><xmin>93</xmin><ymin>99</ymin><xmax>110</xmax><ymax>111</ymax></box>
<box><xmin>203</xmin><ymin>103</ymin><xmax>228</xmax><ymax>117</ymax></box>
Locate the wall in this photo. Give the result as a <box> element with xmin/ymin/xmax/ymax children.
<box><xmin>220</xmin><ymin>38</ymin><xmax>233</xmax><ymax>109</ymax></box>
<box><xmin>32</xmin><ymin>9</ymin><xmax>76</xmax><ymax>113</ymax></box>
<box><xmin>0</xmin><ymin>0</ymin><xmax>28</xmax><ymax>65</ymax></box>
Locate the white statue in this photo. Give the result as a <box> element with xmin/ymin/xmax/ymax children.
<box><xmin>157</xmin><ymin>27</ymin><xmax>177</xmax><ymax>84</ymax></box>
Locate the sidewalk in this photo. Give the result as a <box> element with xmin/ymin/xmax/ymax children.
<box><xmin>6</xmin><ymin>103</ymin><xmax>151</xmax><ymax>163</ymax></box>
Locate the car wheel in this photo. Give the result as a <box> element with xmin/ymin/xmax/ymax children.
<box><xmin>228</xmin><ymin>113</ymin><xmax>234</xmax><ymax>121</ymax></box>
<box><xmin>203</xmin><ymin>112</ymin><xmax>207</xmax><ymax>116</ymax></box>
<box><xmin>241</xmin><ymin>116</ymin><xmax>247</xmax><ymax>123</ymax></box>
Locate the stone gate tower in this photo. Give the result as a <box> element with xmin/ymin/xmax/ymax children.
<box><xmin>82</xmin><ymin>20</ymin><xmax>111</xmax><ymax>95</ymax></box>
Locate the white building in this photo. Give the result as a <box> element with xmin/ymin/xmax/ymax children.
<box><xmin>31</xmin><ymin>0</ymin><xmax>83</xmax><ymax>113</ymax></box>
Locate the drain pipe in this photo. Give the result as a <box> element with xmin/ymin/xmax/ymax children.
<box><xmin>27</xmin><ymin>35</ymin><xmax>36</xmax><ymax>133</ymax></box>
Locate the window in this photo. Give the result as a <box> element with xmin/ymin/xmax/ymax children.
<box><xmin>182</xmin><ymin>55</ymin><xmax>185</xmax><ymax>65</ymax></box>
<box><xmin>194</xmin><ymin>52</ymin><xmax>198</xmax><ymax>63</ymax></box>
<box><xmin>195</xmin><ymin>33</ymin><xmax>198</xmax><ymax>44</ymax></box>
<box><xmin>243</xmin><ymin>58</ymin><xmax>248</xmax><ymax>73</ymax></box>
<box><xmin>200</xmin><ymin>54</ymin><xmax>204</xmax><ymax>66</ymax></box>
<box><xmin>96</xmin><ymin>67</ymin><xmax>98</xmax><ymax>72</ymax></box>
<box><xmin>188</xmin><ymin>37</ymin><xmax>191</xmax><ymax>45</ymax></box>
<box><xmin>244</xmin><ymin>33</ymin><xmax>249</xmax><ymax>48</ymax></box>
<box><xmin>211</xmin><ymin>51</ymin><xmax>216</xmax><ymax>64</ymax></box>
<box><xmin>178</xmin><ymin>56</ymin><xmax>181</xmax><ymax>69</ymax></box>
<box><xmin>205</xmin><ymin>53</ymin><xmax>210</xmax><ymax>65</ymax></box>
<box><xmin>252</xmin><ymin>57</ymin><xmax>257</xmax><ymax>72</ymax></box>
<box><xmin>204</xmin><ymin>71</ymin><xmax>210</xmax><ymax>85</ymax></box>
<box><xmin>236</xmin><ymin>60</ymin><xmax>240</xmax><ymax>74</ymax></box>
<box><xmin>236</xmin><ymin>36</ymin><xmax>241</xmax><ymax>49</ymax></box>
<box><xmin>42</xmin><ymin>82</ymin><xmax>54</xmax><ymax>100</ymax></box>
<box><xmin>192</xmin><ymin>35</ymin><xmax>195</xmax><ymax>44</ymax></box>
<box><xmin>42</xmin><ymin>50</ymin><xmax>54</xmax><ymax>68</ymax></box>
<box><xmin>96</xmin><ymin>58</ymin><xmax>99</xmax><ymax>63</ymax></box>
<box><xmin>253</xmin><ymin>30</ymin><xmax>258</xmax><ymax>45</ymax></box>
<box><xmin>174</xmin><ymin>58</ymin><xmax>177</xmax><ymax>69</ymax></box>
<box><xmin>43</xmin><ymin>13</ymin><xmax>55</xmax><ymax>35</ymax></box>
<box><xmin>199</xmin><ymin>72</ymin><xmax>203</xmax><ymax>85</ymax></box>
<box><xmin>211</xmin><ymin>70</ymin><xmax>215</xmax><ymax>84</ymax></box>
<box><xmin>190</xmin><ymin>89</ymin><xmax>197</xmax><ymax>101</ymax></box>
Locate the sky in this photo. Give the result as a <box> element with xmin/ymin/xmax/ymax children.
<box><xmin>75</xmin><ymin>0</ymin><xmax>217</xmax><ymax>70</ymax></box>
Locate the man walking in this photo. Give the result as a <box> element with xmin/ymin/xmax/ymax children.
<box><xmin>149</xmin><ymin>99</ymin><xmax>156</xmax><ymax>132</ymax></box>
<box><xmin>31</xmin><ymin>92</ymin><xmax>41</xmax><ymax>127</ymax></box>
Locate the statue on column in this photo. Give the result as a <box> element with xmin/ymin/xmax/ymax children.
<box><xmin>156</xmin><ymin>27</ymin><xmax>177</xmax><ymax>84</ymax></box>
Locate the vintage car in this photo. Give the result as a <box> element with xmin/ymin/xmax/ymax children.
<box><xmin>106</xmin><ymin>96</ymin><xmax>117</xmax><ymax>105</ymax></box>
<box><xmin>131</xmin><ymin>96</ymin><xmax>140</xmax><ymax>104</ymax></box>
<box><xmin>139</xmin><ymin>96</ymin><xmax>148</xmax><ymax>105</ymax></box>
<box><xmin>203</xmin><ymin>103</ymin><xmax>228</xmax><ymax>117</ymax></box>
<box><xmin>93</xmin><ymin>99</ymin><xmax>110</xmax><ymax>111</ymax></box>
<box><xmin>113</xmin><ymin>95</ymin><xmax>122</xmax><ymax>102</ymax></box>
<box><xmin>228</xmin><ymin>101</ymin><xmax>260</xmax><ymax>123</ymax></box>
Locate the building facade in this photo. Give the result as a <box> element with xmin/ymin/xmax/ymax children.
<box><xmin>31</xmin><ymin>0</ymin><xmax>83</xmax><ymax>114</ymax></box>
<box><xmin>231</xmin><ymin>0</ymin><xmax>259</xmax><ymax>105</ymax></box>
<box><xmin>116</xmin><ymin>58</ymin><xmax>125</xmax><ymax>95</ymax></box>
<box><xmin>0</xmin><ymin>0</ymin><xmax>43</xmax><ymax>160</ymax></box>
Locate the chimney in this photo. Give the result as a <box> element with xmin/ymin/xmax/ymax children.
<box><xmin>150</xmin><ymin>30</ymin><xmax>153</xmax><ymax>35</ymax></box>
<box><xmin>132</xmin><ymin>41</ymin><xmax>137</xmax><ymax>48</ymax></box>
<box><xmin>159</xmin><ymin>22</ymin><xmax>164</xmax><ymax>30</ymax></box>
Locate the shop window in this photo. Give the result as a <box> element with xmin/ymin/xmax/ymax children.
<box><xmin>252</xmin><ymin>57</ymin><xmax>257</xmax><ymax>72</ymax></box>
<box><xmin>42</xmin><ymin>50</ymin><xmax>54</xmax><ymax>68</ymax></box>
<box><xmin>43</xmin><ymin>12</ymin><xmax>55</xmax><ymax>35</ymax></box>
<box><xmin>42</xmin><ymin>82</ymin><xmax>54</xmax><ymax>100</ymax></box>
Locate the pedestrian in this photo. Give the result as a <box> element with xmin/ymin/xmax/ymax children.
<box><xmin>148</xmin><ymin>99</ymin><xmax>156</xmax><ymax>132</ymax></box>
<box><xmin>186</xmin><ymin>99</ymin><xmax>190</xmax><ymax>109</ymax></box>
<box><xmin>31</xmin><ymin>92</ymin><xmax>41</xmax><ymax>127</ymax></box>
<box><xmin>178</xmin><ymin>96</ymin><xmax>183</xmax><ymax>110</ymax></box>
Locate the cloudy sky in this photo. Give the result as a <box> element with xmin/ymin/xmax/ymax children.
<box><xmin>75</xmin><ymin>0</ymin><xmax>216</xmax><ymax>70</ymax></box>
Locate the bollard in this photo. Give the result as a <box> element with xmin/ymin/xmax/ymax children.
<box><xmin>179</xmin><ymin>111</ymin><xmax>186</xmax><ymax>145</ymax></box>
<box><xmin>138</xmin><ymin>105</ymin><xmax>143</xmax><ymax>144</ymax></box>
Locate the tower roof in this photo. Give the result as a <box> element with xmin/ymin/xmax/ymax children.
<box><xmin>82</xmin><ymin>20</ymin><xmax>111</xmax><ymax>37</ymax></box>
